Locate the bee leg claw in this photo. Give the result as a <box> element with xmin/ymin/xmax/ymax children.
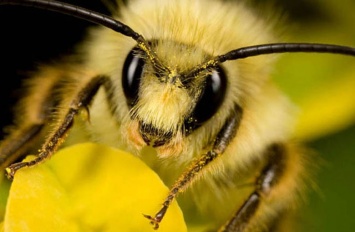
<box><xmin>143</xmin><ymin>204</ymin><xmax>169</xmax><ymax>230</ymax></box>
<box><xmin>5</xmin><ymin>162</ymin><xmax>29</xmax><ymax>180</ymax></box>
<box><xmin>143</xmin><ymin>214</ymin><xmax>161</xmax><ymax>230</ymax></box>
<box><xmin>5</xmin><ymin>167</ymin><xmax>15</xmax><ymax>180</ymax></box>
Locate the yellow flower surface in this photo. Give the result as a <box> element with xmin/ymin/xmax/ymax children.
<box><xmin>294</xmin><ymin>71</ymin><xmax>355</xmax><ymax>141</ymax></box>
<box><xmin>1</xmin><ymin>143</ymin><xmax>186</xmax><ymax>232</ymax></box>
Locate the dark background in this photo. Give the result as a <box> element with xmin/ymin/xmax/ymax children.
<box><xmin>0</xmin><ymin>1</ymin><xmax>354</xmax><ymax>231</ymax></box>
<box><xmin>0</xmin><ymin>0</ymin><xmax>109</xmax><ymax>136</ymax></box>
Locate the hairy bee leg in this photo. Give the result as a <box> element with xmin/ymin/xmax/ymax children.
<box><xmin>144</xmin><ymin>104</ymin><xmax>243</xmax><ymax>229</ymax></box>
<box><xmin>5</xmin><ymin>75</ymin><xmax>108</xmax><ymax>179</ymax></box>
<box><xmin>219</xmin><ymin>143</ymin><xmax>288</xmax><ymax>232</ymax></box>
<box><xmin>0</xmin><ymin>124</ymin><xmax>43</xmax><ymax>170</ymax></box>
<box><xmin>0</xmin><ymin>75</ymin><xmax>62</xmax><ymax>170</ymax></box>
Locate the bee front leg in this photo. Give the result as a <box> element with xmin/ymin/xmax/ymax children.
<box><xmin>144</xmin><ymin>104</ymin><xmax>243</xmax><ymax>229</ymax></box>
<box><xmin>220</xmin><ymin>143</ymin><xmax>304</xmax><ymax>232</ymax></box>
<box><xmin>5</xmin><ymin>75</ymin><xmax>108</xmax><ymax>179</ymax></box>
<box><xmin>0</xmin><ymin>74</ymin><xmax>61</xmax><ymax>170</ymax></box>
<box><xmin>0</xmin><ymin>124</ymin><xmax>44</xmax><ymax>171</ymax></box>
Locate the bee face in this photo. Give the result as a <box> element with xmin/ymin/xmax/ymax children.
<box><xmin>121</xmin><ymin>41</ymin><xmax>228</xmax><ymax>151</ymax></box>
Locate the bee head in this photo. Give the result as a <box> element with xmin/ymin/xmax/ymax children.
<box><xmin>122</xmin><ymin>40</ymin><xmax>227</xmax><ymax>147</ymax></box>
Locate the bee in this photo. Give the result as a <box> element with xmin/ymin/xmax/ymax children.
<box><xmin>0</xmin><ymin>0</ymin><xmax>354</xmax><ymax>231</ymax></box>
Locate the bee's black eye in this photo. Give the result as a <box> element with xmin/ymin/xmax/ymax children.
<box><xmin>185</xmin><ymin>66</ymin><xmax>227</xmax><ymax>132</ymax></box>
<box><xmin>122</xmin><ymin>47</ymin><xmax>145</xmax><ymax>107</ymax></box>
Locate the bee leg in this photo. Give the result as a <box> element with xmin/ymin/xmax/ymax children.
<box><xmin>144</xmin><ymin>104</ymin><xmax>243</xmax><ymax>229</ymax></box>
<box><xmin>5</xmin><ymin>75</ymin><xmax>108</xmax><ymax>179</ymax></box>
<box><xmin>220</xmin><ymin>143</ymin><xmax>297</xmax><ymax>232</ymax></box>
<box><xmin>0</xmin><ymin>76</ymin><xmax>61</xmax><ymax>170</ymax></box>
<box><xmin>0</xmin><ymin>124</ymin><xmax>44</xmax><ymax>170</ymax></box>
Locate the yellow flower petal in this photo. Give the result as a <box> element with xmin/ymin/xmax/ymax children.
<box><xmin>4</xmin><ymin>143</ymin><xmax>186</xmax><ymax>232</ymax></box>
<box><xmin>294</xmin><ymin>71</ymin><xmax>355</xmax><ymax>141</ymax></box>
<box><xmin>275</xmin><ymin>52</ymin><xmax>355</xmax><ymax>141</ymax></box>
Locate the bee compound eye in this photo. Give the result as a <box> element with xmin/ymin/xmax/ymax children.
<box><xmin>184</xmin><ymin>65</ymin><xmax>227</xmax><ymax>132</ymax></box>
<box><xmin>122</xmin><ymin>47</ymin><xmax>145</xmax><ymax>107</ymax></box>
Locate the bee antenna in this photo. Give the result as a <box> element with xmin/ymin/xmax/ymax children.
<box><xmin>218</xmin><ymin>43</ymin><xmax>355</xmax><ymax>62</ymax></box>
<box><xmin>187</xmin><ymin>43</ymin><xmax>355</xmax><ymax>78</ymax></box>
<box><xmin>1</xmin><ymin>0</ymin><xmax>142</xmax><ymax>41</ymax></box>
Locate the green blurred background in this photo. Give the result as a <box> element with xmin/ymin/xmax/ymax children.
<box><xmin>0</xmin><ymin>0</ymin><xmax>354</xmax><ymax>231</ymax></box>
